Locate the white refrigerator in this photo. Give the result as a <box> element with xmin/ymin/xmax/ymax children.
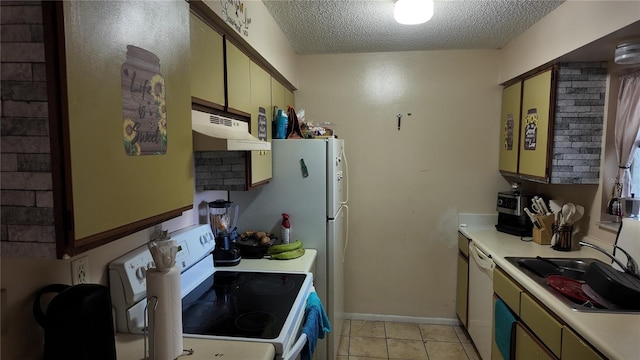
<box><xmin>230</xmin><ymin>138</ymin><xmax>348</xmax><ymax>360</ymax></box>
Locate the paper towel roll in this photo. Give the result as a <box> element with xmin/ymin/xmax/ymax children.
<box><xmin>146</xmin><ymin>267</ymin><xmax>183</xmax><ymax>360</ymax></box>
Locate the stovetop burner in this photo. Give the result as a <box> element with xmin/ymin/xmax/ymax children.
<box><xmin>243</xmin><ymin>275</ymin><xmax>296</xmax><ymax>295</ymax></box>
<box><xmin>182</xmin><ymin>270</ymin><xmax>307</xmax><ymax>339</ymax></box>
<box><xmin>235</xmin><ymin>311</ymin><xmax>277</xmax><ymax>332</ymax></box>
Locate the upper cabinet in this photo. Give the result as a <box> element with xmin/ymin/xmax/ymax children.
<box><xmin>499</xmin><ymin>81</ymin><xmax>522</xmax><ymax>174</ymax></box>
<box><xmin>249</xmin><ymin>61</ymin><xmax>273</xmax><ymax>186</ymax></box>
<box><xmin>518</xmin><ymin>69</ymin><xmax>554</xmax><ymax>180</ymax></box>
<box><xmin>271</xmin><ymin>77</ymin><xmax>294</xmax><ymax>114</ymax></box>
<box><xmin>226</xmin><ymin>40</ymin><xmax>252</xmax><ymax>114</ymax></box>
<box><xmin>189</xmin><ymin>12</ymin><xmax>225</xmax><ymax>108</ymax></box>
<box><xmin>498</xmin><ymin>63</ymin><xmax>606</xmax><ymax>184</ymax></box>
<box><xmin>41</xmin><ymin>1</ymin><xmax>194</xmax><ymax>258</ymax></box>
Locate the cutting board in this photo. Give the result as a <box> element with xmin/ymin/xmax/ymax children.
<box><xmin>613</xmin><ymin>218</ymin><xmax>640</xmax><ymax>272</ymax></box>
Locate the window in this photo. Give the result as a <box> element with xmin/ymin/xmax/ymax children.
<box><xmin>631</xmin><ymin>147</ymin><xmax>640</xmax><ymax>196</ymax></box>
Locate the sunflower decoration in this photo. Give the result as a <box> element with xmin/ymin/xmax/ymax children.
<box><xmin>158</xmin><ymin>117</ymin><xmax>168</xmax><ymax>146</ymax></box>
<box><xmin>150</xmin><ymin>74</ymin><xmax>165</xmax><ymax>102</ymax></box>
<box><xmin>525</xmin><ymin>109</ymin><xmax>538</xmax><ymax>127</ymax></box>
<box><xmin>123</xmin><ymin>117</ymin><xmax>139</xmax><ymax>156</ymax></box>
<box><xmin>131</xmin><ymin>142</ymin><xmax>142</xmax><ymax>156</ymax></box>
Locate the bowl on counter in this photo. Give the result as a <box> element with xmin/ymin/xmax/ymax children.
<box><xmin>234</xmin><ymin>233</ymin><xmax>277</xmax><ymax>258</ymax></box>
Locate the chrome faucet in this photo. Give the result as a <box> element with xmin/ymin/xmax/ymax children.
<box><xmin>579</xmin><ymin>241</ymin><xmax>639</xmax><ymax>277</ymax></box>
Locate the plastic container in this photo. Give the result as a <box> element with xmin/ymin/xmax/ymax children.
<box><xmin>281</xmin><ymin>213</ymin><xmax>290</xmax><ymax>244</ymax></box>
<box><xmin>274</xmin><ymin>109</ymin><xmax>288</xmax><ymax>139</ymax></box>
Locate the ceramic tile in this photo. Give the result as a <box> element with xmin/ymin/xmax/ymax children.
<box><xmin>387</xmin><ymin>338</ymin><xmax>428</xmax><ymax>359</ymax></box>
<box><xmin>453</xmin><ymin>325</ymin><xmax>472</xmax><ymax>343</ymax></box>
<box><xmin>425</xmin><ymin>341</ymin><xmax>469</xmax><ymax>360</ymax></box>
<box><xmin>338</xmin><ymin>336</ymin><xmax>350</xmax><ymax>356</ymax></box>
<box><xmin>385</xmin><ymin>322</ymin><xmax>422</xmax><ymax>340</ymax></box>
<box><xmin>343</xmin><ymin>320</ymin><xmax>475</xmax><ymax>360</ymax></box>
<box><xmin>342</xmin><ymin>319</ymin><xmax>352</xmax><ymax>336</ymax></box>
<box><xmin>349</xmin><ymin>336</ymin><xmax>388</xmax><ymax>358</ymax></box>
<box><xmin>351</xmin><ymin>320</ymin><xmax>386</xmax><ymax>338</ymax></box>
<box><xmin>418</xmin><ymin>324</ymin><xmax>459</xmax><ymax>342</ymax></box>
<box><xmin>462</xmin><ymin>342</ymin><xmax>480</xmax><ymax>360</ymax></box>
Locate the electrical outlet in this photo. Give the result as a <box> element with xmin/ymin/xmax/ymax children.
<box><xmin>71</xmin><ymin>256</ymin><xmax>89</xmax><ymax>285</ymax></box>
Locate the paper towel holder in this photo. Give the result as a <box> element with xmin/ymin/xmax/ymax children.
<box><xmin>144</xmin><ymin>296</ymin><xmax>159</xmax><ymax>360</ymax></box>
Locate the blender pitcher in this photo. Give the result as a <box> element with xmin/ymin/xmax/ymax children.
<box><xmin>209</xmin><ymin>200</ymin><xmax>241</xmax><ymax>267</ymax></box>
<box><xmin>208</xmin><ymin>200</ymin><xmax>239</xmax><ymax>238</ymax></box>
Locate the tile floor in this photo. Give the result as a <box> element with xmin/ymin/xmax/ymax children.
<box><xmin>336</xmin><ymin>320</ymin><xmax>481</xmax><ymax>360</ymax></box>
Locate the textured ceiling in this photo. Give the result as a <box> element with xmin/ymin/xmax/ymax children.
<box><xmin>262</xmin><ymin>0</ymin><xmax>565</xmax><ymax>55</ymax></box>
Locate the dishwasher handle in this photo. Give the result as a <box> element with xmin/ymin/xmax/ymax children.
<box><xmin>469</xmin><ymin>242</ymin><xmax>495</xmax><ymax>275</ymax></box>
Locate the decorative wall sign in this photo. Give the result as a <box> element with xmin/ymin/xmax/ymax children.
<box><xmin>121</xmin><ymin>45</ymin><xmax>168</xmax><ymax>156</ymax></box>
<box><xmin>221</xmin><ymin>0</ymin><xmax>251</xmax><ymax>37</ymax></box>
<box><xmin>258</xmin><ymin>106</ymin><xmax>267</xmax><ymax>141</ymax></box>
<box><xmin>504</xmin><ymin>113</ymin><xmax>514</xmax><ymax>150</ymax></box>
<box><xmin>523</xmin><ymin>108</ymin><xmax>538</xmax><ymax>150</ymax></box>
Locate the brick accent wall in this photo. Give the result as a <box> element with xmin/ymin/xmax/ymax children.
<box><xmin>1</xmin><ymin>1</ymin><xmax>56</xmax><ymax>257</ymax></box>
<box><xmin>551</xmin><ymin>62</ymin><xmax>607</xmax><ymax>184</ymax></box>
<box><xmin>194</xmin><ymin>151</ymin><xmax>248</xmax><ymax>191</ymax></box>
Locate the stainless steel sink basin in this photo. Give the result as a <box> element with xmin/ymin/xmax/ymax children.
<box><xmin>504</xmin><ymin>256</ymin><xmax>640</xmax><ymax>314</ymax></box>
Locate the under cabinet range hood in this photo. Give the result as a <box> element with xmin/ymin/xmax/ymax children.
<box><xmin>192</xmin><ymin>110</ymin><xmax>271</xmax><ymax>151</ymax></box>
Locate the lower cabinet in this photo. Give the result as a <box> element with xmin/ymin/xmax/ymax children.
<box><xmin>491</xmin><ymin>267</ymin><xmax>604</xmax><ymax>360</ymax></box>
<box><xmin>456</xmin><ymin>253</ymin><xmax>469</xmax><ymax>327</ymax></box>
<box><xmin>561</xmin><ymin>326</ymin><xmax>605</xmax><ymax>360</ymax></box>
<box><xmin>514</xmin><ymin>322</ymin><xmax>557</xmax><ymax>360</ymax></box>
<box><xmin>520</xmin><ymin>293</ymin><xmax>562</xmax><ymax>357</ymax></box>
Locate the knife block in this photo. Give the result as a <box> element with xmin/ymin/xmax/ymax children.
<box><xmin>533</xmin><ymin>214</ymin><xmax>554</xmax><ymax>245</ymax></box>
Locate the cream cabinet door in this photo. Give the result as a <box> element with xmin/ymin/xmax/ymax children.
<box><xmin>456</xmin><ymin>253</ymin><xmax>469</xmax><ymax>328</ymax></box>
<box><xmin>518</xmin><ymin>69</ymin><xmax>553</xmax><ymax>180</ymax></box>
<box><xmin>499</xmin><ymin>81</ymin><xmax>522</xmax><ymax>174</ymax></box>
<box><xmin>61</xmin><ymin>1</ymin><xmax>193</xmax><ymax>254</ymax></box>
<box><xmin>226</xmin><ymin>40</ymin><xmax>251</xmax><ymax>113</ymax></box>
<box><xmin>514</xmin><ymin>322</ymin><xmax>557</xmax><ymax>360</ymax></box>
<box><xmin>519</xmin><ymin>293</ymin><xmax>562</xmax><ymax>358</ymax></box>
<box><xmin>561</xmin><ymin>326</ymin><xmax>605</xmax><ymax>360</ymax></box>
<box><xmin>271</xmin><ymin>78</ymin><xmax>286</xmax><ymax>115</ymax></box>
<box><xmin>189</xmin><ymin>12</ymin><xmax>224</xmax><ymax>106</ymax></box>
<box><xmin>285</xmin><ymin>87</ymin><xmax>295</xmax><ymax>109</ymax></box>
<box><xmin>249</xmin><ymin>61</ymin><xmax>272</xmax><ymax>186</ymax></box>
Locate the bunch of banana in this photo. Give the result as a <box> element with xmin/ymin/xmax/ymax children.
<box><xmin>267</xmin><ymin>240</ymin><xmax>305</xmax><ymax>260</ymax></box>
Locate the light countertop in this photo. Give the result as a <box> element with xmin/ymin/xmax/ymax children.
<box><xmin>115</xmin><ymin>334</ymin><xmax>275</xmax><ymax>360</ymax></box>
<box><xmin>234</xmin><ymin>249</ymin><xmax>317</xmax><ymax>273</ymax></box>
<box><xmin>115</xmin><ymin>249</ymin><xmax>317</xmax><ymax>359</ymax></box>
<box><xmin>460</xmin><ymin>225</ymin><xmax>640</xmax><ymax>360</ymax></box>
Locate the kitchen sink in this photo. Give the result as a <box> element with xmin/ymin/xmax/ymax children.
<box><xmin>504</xmin><ymin>256</ymin><xmax>640</xmax><ymax>314</ymax></box>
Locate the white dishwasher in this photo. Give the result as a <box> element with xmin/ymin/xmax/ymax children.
<box><xmin>467</xmin><ymin>241</ymin><xmax>495</xmax><ymax>360</ymax></box>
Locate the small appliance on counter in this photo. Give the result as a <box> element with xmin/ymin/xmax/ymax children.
<box><xmin>33</xmin><ymin>283</ymin><xmax>116</xmax><ymax>360</ymax></box>
<box><xmin>607</xmin><ymin>193</ymin><xmax>640</xmax><ymax>220</ymax></box>
<box><xmin>495</xmin><ymin>187</ymin><xmax>534</xmax><ymax>237</ymax></box>
<box><xmin>209</xmin><ymin>199</ymin><xmax>241</xmax><ymax>266</ymax></box>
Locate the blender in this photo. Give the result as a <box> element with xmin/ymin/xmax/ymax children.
<box><xmin>209</xmin><ymin>199</ymin><xmax>241</xmax><ymax>266</ymax></box>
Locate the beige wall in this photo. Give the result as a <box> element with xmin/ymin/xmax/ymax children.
<box><xmin>296</xmin><ymin>50</ymin><xmax>509</xmax><ymax>319</ymax></box>
<box><xmin>500</xmin><ymin>0</ymin><xmax>640</xmax><ymax>82</ymax></box>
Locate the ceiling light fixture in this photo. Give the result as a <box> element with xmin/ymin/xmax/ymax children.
<box><xmin>394</xmin><ymin>0</ymin><xmax>434</xmax><ymax>25</ymax></box>
<box><xmin>615</xmin><ymin>43</ymin><xmax>640</xmax><ymax>65</ymax></box>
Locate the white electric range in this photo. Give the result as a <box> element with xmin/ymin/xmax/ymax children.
<box><xmin>108</xmin><ymin>224</ymin><xmax>314</xmax><ymax>360</ymax></box>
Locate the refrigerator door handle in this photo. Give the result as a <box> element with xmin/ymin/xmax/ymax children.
<box><xmin>341</xmin><ymin>146</ymin><xmax>349</xmax><ymax>205</ymax></box>
<box><xmin>342</xmin><ymin>205</ymin><xmax>349</xmax><ymax>264</ymax></box>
